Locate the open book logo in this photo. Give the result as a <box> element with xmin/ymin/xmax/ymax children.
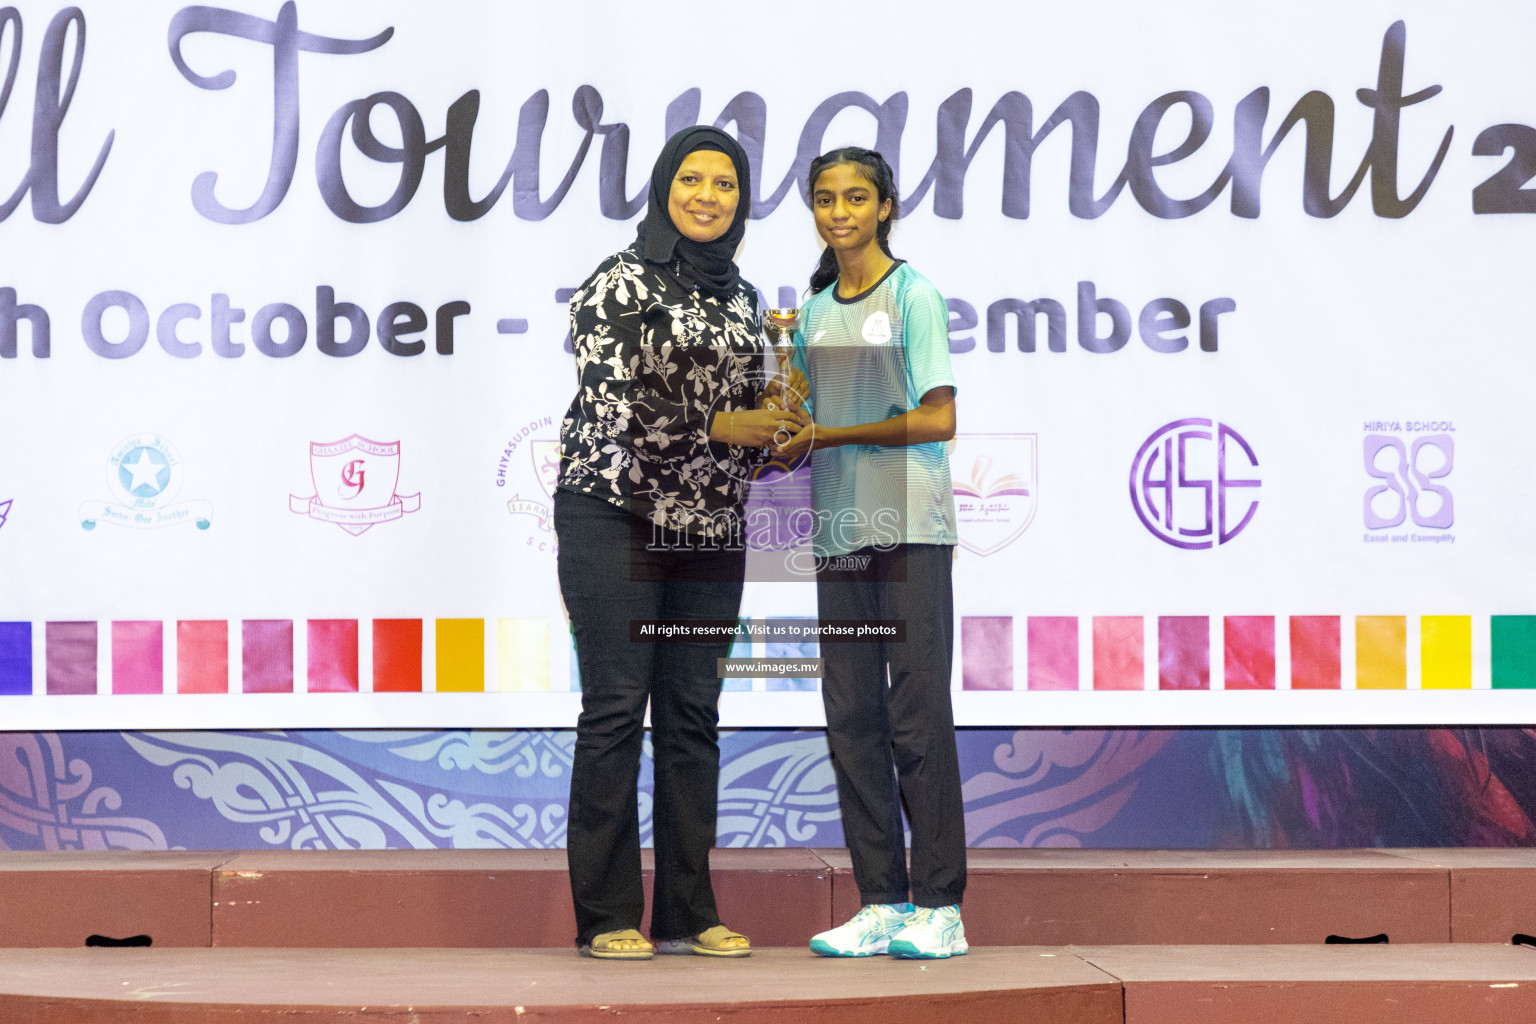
<box><xmin>951</xmin><ymin>434</ymin><xmax>1036</xmax><ymax>556</ymax></box>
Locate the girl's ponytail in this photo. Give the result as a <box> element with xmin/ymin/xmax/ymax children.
<box><xmin>809</xmin><ymin>245</ymin><xmax>839</xmax><ymax>296</ymax></box>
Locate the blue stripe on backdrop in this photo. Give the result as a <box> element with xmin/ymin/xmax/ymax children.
<box><xmin>0</xmin><ymin>729</ymin><xmax>1532</xmax><ymax>852</ymax></box>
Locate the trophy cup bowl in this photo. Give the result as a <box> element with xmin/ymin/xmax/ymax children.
<box><xmin>763</xmin><ymin>307</ymin><xmax>800</xmax><ymax>348</ymax></box>
<box><xmin>762</xmin><ymin>306</ymin><xmax>800</xmax><ymax>385</ymax></box>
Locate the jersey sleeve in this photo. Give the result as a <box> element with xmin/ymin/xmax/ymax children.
<box><xmin>900</xmin><ymin>274</ymin><xmax>957</xmax><ymax>402</ymax></box>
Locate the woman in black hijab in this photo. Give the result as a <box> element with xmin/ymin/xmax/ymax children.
<box><xmin>555</xmin><ymin>126</ymin><xmax>805</xmax><ymax>960</ymax></box>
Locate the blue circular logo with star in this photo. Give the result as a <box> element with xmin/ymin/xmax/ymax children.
<box><xmin>105</xmin><ymin>434</ymin><xmax>183</xmax><ymax>508</ymax></box>
<box><xmin>117</xmin><ymin>446</ymin><xmax>171</xmax><ymax>498</ymax></box>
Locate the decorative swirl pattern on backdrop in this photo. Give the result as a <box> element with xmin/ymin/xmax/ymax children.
<box><xmin>0</xmin><ymin>732</ymin><xmax>168</xmax><ymax>850</ymax></box>
<box><xmin>963</xmin><ymin>730</ymin><xmax>1174</xmax><ymax>847</ymax></box>
<box><xmin>4</xmin><ymin>728</ymin><xmax>1536</xmax><ymax>851</ymax></box>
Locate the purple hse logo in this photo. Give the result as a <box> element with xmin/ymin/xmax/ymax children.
<box><xmin>1129</xmin><ymin>419</ymin><xmax>1260</xmax><ymax>549</ymax></box>
<box><xmin>290</xmin><ymin>435</ymin><xmax>420</xmax><ymax>536</ymax></box>
<box><xmin>0</xmin><ymin>499</ymin><xmax>10</xmax><ymax>529</ymax></box>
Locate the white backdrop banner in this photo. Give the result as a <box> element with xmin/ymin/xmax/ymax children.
<box><xmin>1</xmin><ymin>0</ymin><xmax>1534</xmax><ymax>727</ymax></box>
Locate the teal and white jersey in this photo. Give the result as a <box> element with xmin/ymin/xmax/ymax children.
<box><xmin>791</xmin><ymin>261</ymin><xmax>958</xmax><ymax>557</ymax></box>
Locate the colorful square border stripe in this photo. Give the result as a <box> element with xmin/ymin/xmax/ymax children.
<box><xmin>2</xmin><ymin>614</ymin><xmax>1532</xmax><ymax>695</ymax></box>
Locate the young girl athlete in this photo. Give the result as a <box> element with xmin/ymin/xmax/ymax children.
<box><xmin>777</xmin><ymin>147</ymin><xmax>967</xmax><ymax>959</ymax></box>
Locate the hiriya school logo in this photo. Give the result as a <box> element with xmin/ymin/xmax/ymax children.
<box><xmin>951</xmin><ymin>434</ymin><xmax>1037</xmax><ymax>556</ymax></box>
<box><xmin>1363</xmin><ymin>421</ymin><xmax>1454</xmax><ymax>545</ymax></box>
<box><xmin>499</xmin><ymin>417</ymin><xmax>559</xmax><ymax>553</ymax></box>
<box><xmin>80</xmin><ymin>434</ymin><xmax>212</xmax><ymax>530</ymax></box>
<box><xmin>290</xmin><ymin>435</ymin><xmax>421</xmax><ymax>536</ymax></box>
<box><xmin>1129</xmin><ymin>418</ymin><xmax>1260</xmax><ymax>550</ymax></box>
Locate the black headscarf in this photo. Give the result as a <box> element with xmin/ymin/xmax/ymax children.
<box><xmin>634</xmin><ymin>125</ymin><xmax>752</xmax><ymax>301</ymax></box>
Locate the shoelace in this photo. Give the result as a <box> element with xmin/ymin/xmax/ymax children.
<box><xmin>852</xmin><ymin>904</ymin><xmax>893</xmax><ymax>927</ymax></box>
<box><xmin>849</xmin><ymin>904</ymin><xmax>906</xmax><ymax>933</ymax></box>
<box><xmin>905</xmin><ymin>907</ymin><xmax>936</xmax><ymax>928</ymax></box>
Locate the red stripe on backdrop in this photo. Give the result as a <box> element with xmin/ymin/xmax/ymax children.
<box><xmin>373</xmin><ymin>619</ymin><xmax>423</xmax><ymax>692</ymax></box>
<box><xmin>177</xmin><ymin>621</ymin><xmax>228</xmax><ymax>694</ymax></box>
<box><xmin>111</xmin><ymin>621</ymin><xmax>163</xmax><ymax>694</ymax></box>
<box><xmin>1093</xmin><ymin>616</ymin><xmax>1143</xmax><ymax>690</ymax></box>
<box><xmin>242</xmin><ymin>620</ymin><xmax>294</xmax><ymax>693</ymax></box>
<box><xmin>1291</xmin><ymin>616</ymin><xmax>1342</xmax><ymax>690</ymax></box>
<box><xmin>1224</xmin><ymin>616</ymin><xmax>1276</xmax><ymax>690</ymax></box>
<box><xmin>307</xmin><ymin>620</ymin><xmax>359</xmax><ymax>693</ymax></box>
<box><xmin>1027</xmin><ymin>616</ymin><xmax>1078</xmax><ymax>690</ymax></box>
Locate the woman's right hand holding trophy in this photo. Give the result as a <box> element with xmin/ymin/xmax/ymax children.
<box><xmin>709</xmin><ymin>307</ymin><xmax>810</xmax><ymax>449</ymax></box>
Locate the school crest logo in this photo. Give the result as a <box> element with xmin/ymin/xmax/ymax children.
<box><xmin>506</xmin><ymin>439</ymin><xmax>560</xmax><ymax>530</ymax></box>
<box><xmin>952</xmin><ymin>434</ymin><xmax>1037</xmax><ymax>556</ymax></box>
<box><xmin>80</xmin><ymin>434</ymin><xmax>212</xmax><ymax>530</ymax></box>
<box><xmin>498</xmin><ymin>417</ymin><xmax>559</xmax><ymax>553</ymax></box>
<box><xmin>290</xmin><ymin>435</ymin><xmax>421</xmax><ymax>536</ymax></box>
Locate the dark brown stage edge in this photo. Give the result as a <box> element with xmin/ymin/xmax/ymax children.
<box><xmin>1385</xmin><ymin>848</ymin><xmax>1536</xmax><ymax>942</ymax></box>
<box><xmin>211</xmin><ymin>848</ymin><xmax>575</xmax><ymax>948</ymax></box>
<box><xmin>0</xmin><ymin>947</ymin><xmax>1121</xmax><ymax>1024</ymax></box>
<box><xmin>1077</xmin><ymin>944</ymin><xmax>1536</xmax><ymax>1024</ymax></box>
<box><xmin>0</xmin><ymin>851</ymin><xmax>232</xmax><ymax>948</ymax></box>
<box><xmin>8</xmin><ymin>847</ymin><xmax>1517</xmax><ymax>950</ymax></box>
<box><xmin>818</xmin><ymin>849</ymin><xmax>1452</xmax><ymax>945</ymax></box>
<box><xmin>211</xmin><ymin>847</ymin><xmax>833</xmax><ymax>948</ymax></box>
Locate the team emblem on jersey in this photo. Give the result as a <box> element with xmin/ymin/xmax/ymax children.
<box><xmin>861</xmin><ymin>311</ymin><xmax>892</xmax><ymax>345</ymax></box>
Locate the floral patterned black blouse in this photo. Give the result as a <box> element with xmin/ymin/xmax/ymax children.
<box><xmin>557</xmin><ymin>246</ymin><xmax>768</xmax><ymax>539</ymax></box>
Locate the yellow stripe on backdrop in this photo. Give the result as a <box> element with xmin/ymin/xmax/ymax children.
<box><xmin>435</xmin><ymin>619</ymin><xmax>486</xmax><ymax>692</ymax></box>
<box><xmin>1421</xmin><ymin>616</ymin><xmax>1472</xmax><ymax>690</ymax></box>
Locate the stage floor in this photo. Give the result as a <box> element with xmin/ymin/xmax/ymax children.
<box><xmin>5</xmin><ymin>849</ymin><xmax>1536</xmax><ymax>1022</ymax></box>
<box><xmin>3</xmin><ymin>944</ymin><xmax>1535</xmax><ymax>1024</ymax></box>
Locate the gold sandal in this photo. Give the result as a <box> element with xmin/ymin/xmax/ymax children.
<box><xmin>656</xmin><ymin>924</ymin><xmax>751</xmax><ymax>958</ymax></box>
<box><xmin>579</xmin><ymin>928</ymin><xmax>654</xmax><ymax>960</ymax></box>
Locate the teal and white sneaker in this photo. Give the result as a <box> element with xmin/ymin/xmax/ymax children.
<box><xmin>809</xmin><ymin>903</ymin><xmax>915</xmax><ymax>957</ymax></box>
<box><xmin>887</xmin><ymin>905</ymin><xmax>967</xmax><ymax>959</ymax></box>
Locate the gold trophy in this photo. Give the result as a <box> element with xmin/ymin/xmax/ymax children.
<box><xmin>762</xmin><ymin>307</ymin><xmax>800</xmax><ymax>448</ymax></box>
